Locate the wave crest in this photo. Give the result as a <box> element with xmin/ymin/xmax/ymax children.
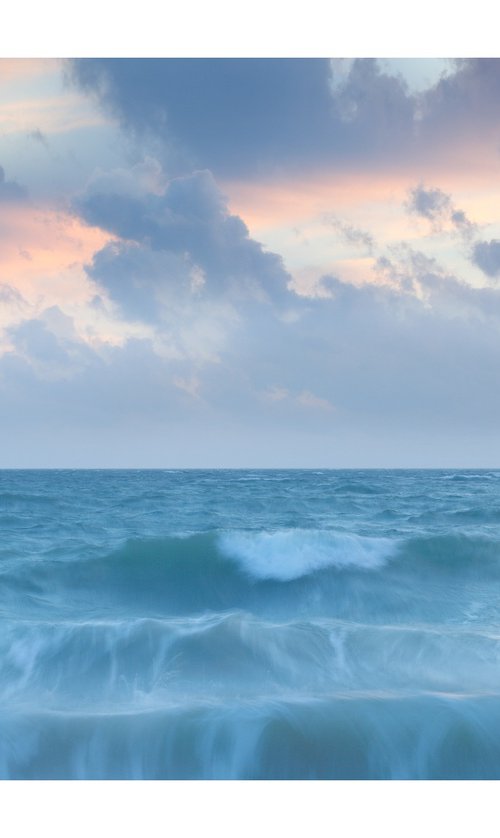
<box><xmin>218</xmin><ymin>529</ymin><xmax>397</xmax><ymax>580</ymax></box>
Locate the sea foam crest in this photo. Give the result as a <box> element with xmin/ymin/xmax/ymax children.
<box><xmin>218</xmin><ymin>529</ymin><xmax>396</xmax><ymax>581</ymax></box>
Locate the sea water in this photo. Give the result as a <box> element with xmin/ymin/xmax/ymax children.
<box><xmin>2</xmin><ymin>468</ymin><xmax>500</xmax><ymax>779</ymax></box>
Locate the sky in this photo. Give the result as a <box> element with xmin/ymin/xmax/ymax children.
<box><xmin>2</xmin><ymin>57</ymin><xmax>500</xmax><ymax>467</ymax></box>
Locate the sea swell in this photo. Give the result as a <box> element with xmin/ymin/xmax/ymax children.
<box><xmin>3</xmin><ymin>693</ymin><xmax>500</xmax><ymax>779</ymax></box>
<box><xmin>4</xmin><ymin>612</ymin><xmax>500</xmax><ymax>707</ymax></box>
<box><xmin>2</xmin><ymin>527</ymin><xmax>500</xmax><ymax>631</ymax></box>
<box><xmin>3</xmin><ymin>469</ymin><xmax>500</xmax><ymax>779</ymax></box>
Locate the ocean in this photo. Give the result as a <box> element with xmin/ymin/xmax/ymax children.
<box><xmin>1</xmin><ymin>468</ymin><xmax>500</xmax><ymax>779</ymax></box>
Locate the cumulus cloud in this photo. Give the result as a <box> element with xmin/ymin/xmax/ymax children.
<box><xmin>471</xmin><ymin>240</ymin><xmax>500</xmax><ymax>279</ymax></box>
<box><xmin>4</xmin><ymin>306</ymin><xmax>98</xmax><ymax>382</ymax></box>
<box><xmin>76</xmin><ymin>166</ymin><xmax>291</xmax><ymax>317</ymax></box>
<box><xmin>406</xmin><ymin>184</ymin><xmax>451</xmax><ymax>223</ymax></box>
<box><xmin>405</xmin><ymin>183</ymin><xmax>476</xmax><ymax>237</ymax></box>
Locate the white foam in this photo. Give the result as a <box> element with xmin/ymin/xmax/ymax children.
<box><xmin>218</xmin><ymin>529</ymin><xmax>397</xmax><ymax>581</ymax></box>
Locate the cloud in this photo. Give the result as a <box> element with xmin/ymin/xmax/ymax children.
<box><xmin>26</xmin><ymin>128</ymin><xmax>49</xmax><ymax>147</ymax></box>
<box><xmin>405</xmin><ymin>185</ymin><xmax>500</xmax><ymax>282</ymax></box>
<box><xmin>69</xmin><ymin>58</ymin><xmax>338</xmax><ymax>177</ymax></box>
<box><xmin>68</xmin><ymin>58</ymin><xmax>500</xmax><ymax>187</ymax></box>
<box><xmin>0</xmin><ymin>283</ymin><xmax>25</xmax><ymax>307</ymax></box>
<box><xmin>418</xmin><ymin>59</ymin><xmax>500</xmax><ymax>138</ymax></box>
<box><xmin>86</xmin><ymin>242</ymin><xmax>194</xmax><ymax>323</ymax></box>
<box><xmin>4</xmin><ymin>239</ymin><xmax>500</xmax><ymax>465</ymax></box>
<box><xmin>5</xmin><ymin>58</ymin><xmax>500</xmax><ymax>466</ymax></box>
<box><xmin>68</xmin><ymin>58</ymin><xmax>430</xmax><ymax>178</ymax></box>
<box><xmin>406</xmin><ymin>184</ymin><xmax>451</xmax><ymax>223</ymax></box>
<box><xmin>0</xmin><ymin>283</ymin><xmax>29</xmax><ymax>349</ymax></box>
<box><xmin>76</xmin><ymin>166</ymin><xmax>292</xmax><ymax>316</ymax></box>
<box><xmin>0</xmin><ymin>165</ymin><xmax>27</xmax><ymax>202</ymax></box>
<box><xmin>321</xmin><ymin>213</ymin><xmax>375</xmax><ymax>254</ymax></box>
<box><xmin>4</xmin><ymin>307</ymin><xmax>96</xmax><ymax>381</ymax></box>
<box><xmin>329</xmin><ymin>58</ymin><xmax>415</xmax><ymax>140</ymax></box>
<box><xmin>471</xmin><ymin>240</ymin><xmax>500</xmax><ymax>279</ymax></box>
<box><xmin>405</xmin><ymin>183</ymin><xmax>476</xmax><ymax>237</ymax></box>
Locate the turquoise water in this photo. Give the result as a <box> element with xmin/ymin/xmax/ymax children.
<box><xmin>2</xmin><ymin>468</ymin><xmax>500</xmax><ymax>779</ymax></box>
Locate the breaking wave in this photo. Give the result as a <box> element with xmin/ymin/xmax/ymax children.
<box><xmin>3</xmin><ymin>469</ymin><xmax>500</xmax><ymax>778</ymax></box>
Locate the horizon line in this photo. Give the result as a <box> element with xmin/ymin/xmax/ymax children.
<box><xmin>1</xmin><ymin>466</ymin><xmax>500</xmax><ymax>472</ymax></box>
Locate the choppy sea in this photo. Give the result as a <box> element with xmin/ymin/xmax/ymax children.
<box><xmin>2</xmin><ymin>468</ymin><xmax>500</xmax><ymax>779</ymax></box>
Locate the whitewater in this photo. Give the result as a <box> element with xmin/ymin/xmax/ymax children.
<box><xmin>2</xmin><ymin>468</ymin><xmax>500</xmax><ymax>779</ymax></box>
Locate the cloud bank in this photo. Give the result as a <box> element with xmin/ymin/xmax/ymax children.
<box><xmin>3</xmin><ymin>58</ymin><xmax>500</xmax><ymax>466</ymax></box>
<box><xmin>69</xmin><ymin>58</ymin><xmax>500</xmax><ymax>180</ymax></box>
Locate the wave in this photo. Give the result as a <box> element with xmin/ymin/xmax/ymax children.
<box><xmin>4</xmin><ymin>528</ymin><xmax>500</xmax><ymax>622</ymax></box>
<box><xmin>218</xmin><ymin>529</ymin><xmax>395</xmax><ymax>580</ymax></box>
<box><xmin>3</xmin><ymin>692</ymin><xmax>500</xmax><ymax>779</ymax></box>
<box><xmin>5</xmin><ymin>470</ymin><xmax>500</xmax><ymax>780</ymax></box>
<box><xmin>4</xmin><ymin>612</ymin><xmax>500</xmax><ymax>708</ymax></box>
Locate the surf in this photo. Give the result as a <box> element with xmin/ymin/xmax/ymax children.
<box><xmin>3</xmin><ymin>469</ymin><xmax>500</xmax><ymax>778</ymax></box>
